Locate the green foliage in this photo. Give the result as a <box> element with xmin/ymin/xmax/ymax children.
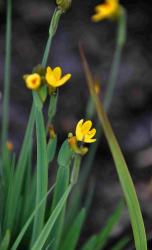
<box><xmin>81</xmin><ymin>202</ymin><xmax>123</xmax><ymax>250</ymax></box>
<box><xmin>60</xmin><ymin>208</ymin><xmax>86</xmax><ymax>250</ymax></box>
<box><xmin>0</xmin><ymin>1</ymin><xmax>147</xmax><ymax>250</ymax></box>
<box><xmin>80</xmin><ymin>48</ymin><xmax>147</xmax><ymax>250</ymax></box>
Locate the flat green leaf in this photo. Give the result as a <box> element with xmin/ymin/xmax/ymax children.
<box><xmin>0</xmin><ymin>230</ymin><xmax>10</xmax><ymax>250</ymax></box>
<box><xmin>11</xmin><ymin>184</ymin><xmax>55</xmax><ymax>250</ymax></box>
<box><xmin>81</xmin><ymin>202</ymin><xmax>123</xmax><ymax>250</ymax></box>
<box><xmin>111</xmin><ymin>237</ymin><xmax>130</xmax><ymax>250</ymax></box>
<box><xmin>3</xmin><ymin>103</ymin><xmax>35</xmax><ymax>232</ymax></box>
<box><xmin>31</xmin><ymin>107</ymin><xmax>48</xmax><ymax>245</ymax></box>
<box><xmin>81</xmin><ymin>48</ymin><xmax>147</xmax><ymax>250</ymax></box>
<box><xmin>33</xmin><ymin>91</ymin><xmax>43</xmax><ymax>110</ymax></box>
<box><xmin>38</xmin><ymin>85</ymin><xmax>47</xmax><ymax>103</ymax></box>
<box><xmin>49</xmin><ymin>140</ymin><xmax>72</xmax><ymax>250</ymax></box>
<box><xmin>57</xmin><ymin>140</ymin><xmax>73</xmax><ymax>167</ymax></box>
<box><xmin>81</xmin><ymin>235</ymin><xmax>97</xmax><ymax>250</ymax></box>
<box><xmin>47</xmin><ymin>136</ymin><xmax>57</xmax><ymax>164</ymax></box>
<box><xmin>49</xmin><ymin>164</ymin><xmax>69</xmax><ymax>250</ymax></box>
<box><xmin>60</xmin><ymin>208</ymin><xmax>86</xmax><ymax>250</ymax></box>
<box><xmin>94</xmin><ymin>202</ymin><xmax>124</xmax><ymax>250</ymax></box>
<box><xmin>1</xmin><ymin>0</ymin><xmax>12</xmax><ymax>154</ymax></box>
<box><xmin>31</xmin><ymin>185</ymin><xmax>72</xmax><ymax>250</ymax></box>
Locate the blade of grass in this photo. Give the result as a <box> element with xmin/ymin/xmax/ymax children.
<box><xmin>1</xmin><ymin>0</ymin><xmax>12</xmax><ymax>189</ymax></box>
<box><xmin>1</xmin><ymin>0</ymin><xmax>12</xmax><ymax>148</ymax></box>
<box><xmin>81</xmin><ymin>202</ymin><xmax>123</xmax><ymax>250</ymax></box>
<box><xmin>48</xmin><ymin>140</ymin><xmax>73</xmax><ymax>250</ymax></box>
<box><xmin>3</xmin><ymin>3</ymin><xmax>62</xmax><ymax>237</ymax></box>
<box><xmin>3</xmin><ymin>103</ymin><xmax>35</xmax><ymax>232</ymax></box>
<box><xmin>11</xmin><ymin>184</ymin><xmax>55</xmax><ymax>250</ymax></box>
<box><xmin>80</xmin><ymin>47</ymin><xmax>147</xmax><ymax>250</ymax></box>
<box><xmin>81</xmin><ymin>236</ymin><xmax>98</xmax><ymax>250</ymax></box>
<box><xmin>81</xmin><ymin>7</ymin><xmax>127</xmax><ymax>188</ymax></box>
<box><xmin>31</xmin><ymin>96</ymin><xmax>48</xmax><ymax>245</ymax></box>
<box><xmin>49</xmin><ymin>163</ymin><xmax>70</xmax><ymax>250</ymax></box>
<box><xmin>31</xmin><ymin>185</ymin><xmax>72</xmax><ymax>250</ymax></box>
<box><xmin>0</xmin><ymin>230</ymin><xmax>10</xmax><ymax>250</ymax></box>
<box><xmin>60</xmin><ymin>208</ymin><xmax>86</xmax><ymax>250</ymax></box>
<box><xmin>111</xmin><ymin>237</ymin><xmax>130</xmax><ymax>250</ymax></box>
<box><xmin>94</xmin><ymin>202</ymin><xmax>124</xmax><ymax>250</ymax></box>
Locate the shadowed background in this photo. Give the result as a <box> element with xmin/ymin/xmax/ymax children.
<box><xmin>1</xmin><ymin>0</ymin><xmax>152</xmax><ymax>249</ymax></box>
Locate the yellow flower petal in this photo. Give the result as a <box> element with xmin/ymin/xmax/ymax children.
<box><xmin>107</xmin><ymin>0</ymin><xmax>119</xmax><ymax>4</ymax></box>
<box><xmin>76</xmin><ymin>119</ymin><xmax>84</xmax><ymax>141</ymax></box>
<box><xmin>81</xmin><ymin>120</ymin><xmax>92</xmax><ymax>134</ymax></box>
<box><xmin>95</xmin><ymin>4</ymin><xmax>103</xmax><ymax>12</ymax></box>
<box><xmin>46</xmin><ymin>67</ymin><xmax>57</xmax><ymax>87</ymax></box>
<box><xmin>53</xmin><ymin>67</ymin><xmax>62</xmax><ymax>81</ymax></box>
<box><xmin>54</xmin><ymin>73</ymin><xmax>71</xmax><ymax>87</ymax></box>
<box><xmin>46</xmin><ymin>66</ymin><xmax>53</xmax><ymax>74</ymax></box>
<box><xmin>92</xmin><ymin>0</ymin><xmax>120</xmax><ymax>22</ymax></box>
<box><xmin>92</xmin><ymin>13</ymin><xmax>105</xmax><ymax>22</ymax></box>
<box><xmin>26</xmin><ymin>73</ymin><xmax>41</xmax><ymax>90</ymax></box>
<box><xmin>86</xmin><ymin>128</ymin><xmax>96</xmax><ymax>138</ymax></box>
<box><xmin>83</xmin><ymin>137</ymin><xmax>96</xmax><ymax>143</ymax></box>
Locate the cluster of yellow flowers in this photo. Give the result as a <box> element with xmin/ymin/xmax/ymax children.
<box><xmin>23</xmin><ymin>66</ymin><xmax>96</xmax><ymax>152</ymax></box>
<box><xmin>24</xmin><ymin>66</ymin><xmax>71</xmax><ymax>92</ymax></box>
<box><xmin>23</xmin><ymin>0</ymin><xmax>122</xmax><ymax>152</ymax></box>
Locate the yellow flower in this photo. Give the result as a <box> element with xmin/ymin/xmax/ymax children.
<box><xmin>92</xmin><ymin>0</ymin><xmax>121</xmax><ymax>22</ymax></box>
<box><xmin>25</xmin><ymin>73</ymin><xmax>41</xmax><ymax>90</ymax></box>
<box><xmin>68</xmin><ymin>134</ymin><xmax>88</xmax><ymax>155</ymax></box>
<box><xmin>75</xmin><ymin>119</ymin><xmax>96</xmax><ymax>143</ymax></box>
<box><xmin>45</xmin><ymin>66</ymin><xmax>71</xmax><ymax>88</ymax></box>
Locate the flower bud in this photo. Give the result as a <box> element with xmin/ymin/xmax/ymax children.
<box><xmin>56</xmin><ymin>0</ymin><xmax>72</xmax><ymax>12</ymax></box>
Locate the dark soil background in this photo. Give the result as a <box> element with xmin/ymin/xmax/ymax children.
<box><xmin>1</xmin><ymin>0</ymin><xmax>152</xmax><ymax>249</ymax></box>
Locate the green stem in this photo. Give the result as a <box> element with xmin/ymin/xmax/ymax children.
<box><xmin>41</xmin><ymin>8</ymin><xmax>62</xmax><ymax>67</ymax></box>
<box><xmin>104</xmin><ymin>7</ymin><xmax>126</xmax><ymax>110</ymax></box>
<box><xmin>1</xmin><ymin>0</ymin><xmax>12</xmax><ymax>151</ymax></box>
<box><xmin>82</xmin><ymin>8</ymin><xmax>127</xmax><ymax>182</ymax></box>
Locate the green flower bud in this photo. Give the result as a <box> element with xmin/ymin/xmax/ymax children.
<box><xmin>56</xmin><ymin>0</ymin><xmax>72</xmax><ymax>12</ymax></box>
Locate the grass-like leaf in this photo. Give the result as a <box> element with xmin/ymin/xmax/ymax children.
<box><xmin>94</xmin><ymin>202</ymin><xmax>123</xmax><ymax>250</ymax></box>
<box><xmin>3</xmin><ymin>103</ymin><xmax>35</xmax><ymax>232</ymax></box>
<box><xmin>60</xmin><ymin>208</ymin><xmax>86</xmax><ymax>250</ymax></box>
<box><xmin>81</xmin><ymin>235</ymin><xmax>97</xmax><ymax>250</ymax></box>
<box><xmin>80</xmin><ymin>47</ymin><xmax>147</xmax><ymax>250</ymax></box>
<box><xmin>11</xmin><ymin>184</ymin><xmax>55</xmax><ymax>250</ymax></box>
<box><xmin>81</xmin><ymin>202</ymin><xmax>123</xmax><ymax>250</ymax></box>
<box><xmin>49</xmin><ymin>140</ymin><xmax>73</xmax><ymax>250</ymax></box>
<box><xmin>31</xmin><ymin>100</ymin><xmax>48</xmax><ymax>245</ymax></box>
<box><xmin>111</xmin><ymin>237</ymin><xmax>130</xmax><ymax>250</ymax></box>
<box><xmin>31</xmin><ymin>185</ymin><xmax>72</xmax><ymax>250</ymax></box>
<box><xmin>1</xmin><ymin>0</ymin><xmax>12</xmax><ymax>150</ymax></box>
<box><xmin>0</xmin><ymin>230</ymin><xmax>10</xmax><ymax>250</ymax></box>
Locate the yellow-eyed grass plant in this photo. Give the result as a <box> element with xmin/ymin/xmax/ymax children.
<box><xmin>0</xmin><ymin>0</ymin><xmax>147</xmax><ymax>250</ymax></box>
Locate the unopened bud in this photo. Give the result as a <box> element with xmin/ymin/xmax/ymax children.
<box><xmin>48</xmin><ymin>125</ymin><xmax>56</xmax><ymax>139</ymax></box>
<box><xmin>56</xmin><ymin>0</ymin><xmax>72</xmax><ymax>12</ymax></box>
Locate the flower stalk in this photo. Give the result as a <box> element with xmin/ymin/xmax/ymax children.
<box><xmin>1</xmin><ymin>0</ymin><xmax>12</xmax><ymax>155</ymax></box>
<box><xmin>41</xmin><ymin>8</ymin><xmax>62</xmax><ymax>68</ymax></box>
<box><xmin>82</xmin><ymin>7</ymin><xmax>127</xmax><ymax>182</ymax></box>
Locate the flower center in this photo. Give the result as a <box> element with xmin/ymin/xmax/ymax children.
<box><xmin>31</xmin><ymin>78</ymin><xmax>37</xmax><ymax>85</ymax></box>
